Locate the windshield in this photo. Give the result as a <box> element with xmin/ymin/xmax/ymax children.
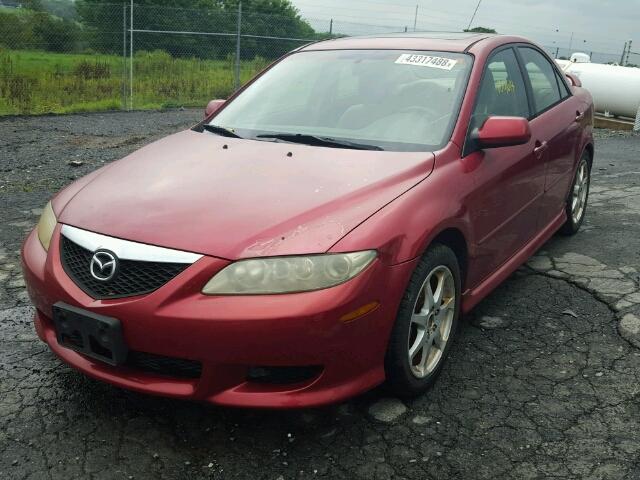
<box><xmin>210</xmin><ymin>49</ymin><xmax>473</xmax><ymax>152</ymax></box>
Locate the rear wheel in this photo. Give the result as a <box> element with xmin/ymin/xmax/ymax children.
<box><xmin>560</xmin><ymin>153</ymin><xmax>591</xmax><ymax>235</ymax></box>
<box><xmin>385</xmin><ymin>244</ymin><xmax>461</xmax><ymax>397</ymax></box>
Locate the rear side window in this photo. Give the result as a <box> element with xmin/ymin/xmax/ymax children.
<box><xmin>519</xmin><ymin>47</ymin><xmax>563</xmax><ymax>113</ymax></box>
<box><xmin>472</xmin><ymin>48</ymin><xmax>529</xmax><ymax>125</ymax></box>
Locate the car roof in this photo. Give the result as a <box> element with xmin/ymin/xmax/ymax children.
<box><xmin>299</xmin><ymin>32</ymin><xmax>528</xmax><ymax>54</ymax></box>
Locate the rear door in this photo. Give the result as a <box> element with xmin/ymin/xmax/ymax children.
<box><xmin>465</xmin><ymin>46</ymin><xmax>546</xmax><ymax>281</ymax></box>
<box><xmin>516</xmin><ymin>46</ymin><xmax>584</xmax><ymax>228</ymax></box>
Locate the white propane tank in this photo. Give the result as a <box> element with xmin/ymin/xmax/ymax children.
<box><xmin>557</xmin><ymin>58</ymin><xmax>640</xmax><ymax>118</ymax></box>
<box><xmin>570</xmin><ymin>52</ymin><xmax>591</xmax><ymax>63</ymax></box>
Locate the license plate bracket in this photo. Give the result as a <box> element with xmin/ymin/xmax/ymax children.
<box><xmin>52</xmin><ymin>302</ymin><xmax>128</xmax><ymax>366</ymax></box>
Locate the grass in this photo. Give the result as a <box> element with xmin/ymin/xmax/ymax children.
<box><xmin>0</xmin><ymin>49</ymin><xmax>270</xmax><ymax>115</ymax></box>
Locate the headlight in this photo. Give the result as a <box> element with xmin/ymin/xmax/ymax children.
<box><xmin>37</xmin><ymin>201</ymin><xmax>57</xmax><ymax>251</ymax></box>
<box><xmin>202</xmin><ymin>251</ymin><xmax>377</xmax><ymax>295</ymax></box>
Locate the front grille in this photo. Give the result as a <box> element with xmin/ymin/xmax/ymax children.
<box><xmin>126</xmin><ymin>351</ymin><xmax>202</xmax><ymax>379</ymax></box>
<box><xmin>60</xmin><ymin>235</ymin><xmax>189</xmax><ymax>299</ymax></box>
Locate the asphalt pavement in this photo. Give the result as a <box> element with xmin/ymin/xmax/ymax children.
<box><xmin>1</xmin><ymin>110</ymin><xmax>640</xmax><ymax>480</ymax></box>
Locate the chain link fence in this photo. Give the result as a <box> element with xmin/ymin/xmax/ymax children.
<box><xmin>0</xmin><ymin>2</ymin><xmax>334</xmax><ymax>115</ymax></box>
<box><xmin>541</xmin><ymin>45</ymin><xmax>628</xmax><ymax>65</ymax></box>
<box><xmin>0</xmin><ymin>2</ymin><xmax>634</xmax><ymax>115</ymax></box>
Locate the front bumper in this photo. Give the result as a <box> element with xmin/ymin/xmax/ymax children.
<box><xmin>21</xmin><ymin>226</ymin><xmax>417</xmax><ymax>408</ymax></box>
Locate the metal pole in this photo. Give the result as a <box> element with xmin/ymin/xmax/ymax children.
<box><xmin>413</xmin><ymin>4</ymin><xmax>418</xmax><ymax>31</ymax></box>
<box><xmin>122</xmin><ymin>3</ymin><xmax>127</xmax><ymax>110</ymax></box>
<box><xmin>234</xmin><ymin>1</ymin><xmax>241</xmax><ymax>90</ymax></box>
<box><xmin>466</xmin><ymin>0</ymin><xmax>482</xmax><ymax>30</ymax></box>
<box><xmin>329</xmin><ymin>18</ymin><xmax>333</xmax><ymax>35</ymax></box>
<box><xmin>634</xmin><ymin>104</ymin><xmax>640</xmax><ymax>132</ymax></box>
<box><xmin>555</xmin><ymin>47</ymin><xmax>559</xmax><ymax>59</ymax></box>
<box><xmin>129</xmin><ymin>0</ymin><xmax>133</xmax><ymax>111</ymax></box>
<box><xmin>625</xmin><ymin>40</ymin><xmax>633</xmax><ymax>66</ymax></box>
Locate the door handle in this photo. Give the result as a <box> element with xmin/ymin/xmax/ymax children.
<box><xmin>575</xmin><ymin>111</ymin><xmax>585</xmax><ymax>122</ymax></box>
<box><xmin>533</xmin><ymin>141</ymin><xmax>548</xmax><ymax>158</ymax></box>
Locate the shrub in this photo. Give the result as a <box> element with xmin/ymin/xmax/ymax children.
<box><xmin>6</xmin><ymin>74</ymin><xmax>36</xmax><ymax>110</ymax></box>
<box><xmin>73</xmin><ymin>60</ymin><xmax>110</xmax><ymax>80</ymax></box>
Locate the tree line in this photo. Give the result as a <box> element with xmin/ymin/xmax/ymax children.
<box><xmin>0</xmin><ymin>0</ymin><xmax>328</xmax><ymax>59</ymax></box>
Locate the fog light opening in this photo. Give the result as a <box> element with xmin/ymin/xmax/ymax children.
<box><xmin>246</xmin><ymin>366</ymin><xmax>322</xmax><ymax>384</ymax></box>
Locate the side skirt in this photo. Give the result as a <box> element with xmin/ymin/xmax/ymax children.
<box><xmin>461</xmin><ymin>210</ymin><xmax>566</xmax><ymax>313</ymax></box>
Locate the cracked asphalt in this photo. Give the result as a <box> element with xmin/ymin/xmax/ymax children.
<box><xmin>2</xmin><ymin>110</ymin><xmax>640</xmax><ymax>480</ymax></box>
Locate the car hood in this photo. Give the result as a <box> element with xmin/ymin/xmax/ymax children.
<box><xmin>57</xmin><ymin>130</ymin><xmax>434</xmax><ymax>259</ymax></box>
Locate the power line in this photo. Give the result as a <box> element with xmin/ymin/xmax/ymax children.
<box><xmin>293</xmin><ymin>0</ymin><xmax>631</xmax><ymax>49</ymax></box>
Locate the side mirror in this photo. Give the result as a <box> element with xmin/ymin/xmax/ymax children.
<box><xmin>205</xmin><ymin>99</ymin><xmax>225</xmax><ymax>118</ymax></box>
<box><xmin>565</xmin><ymin>72</ymin><xmax>581</xmax><ymax>87</ymax></box>
<box><xmin>475</xmin><ymin>116</ymin><xmax>531</xmax><ymax>149</ymax></box>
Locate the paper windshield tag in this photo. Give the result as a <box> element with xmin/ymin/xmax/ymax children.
<box><xmin>395</xmin><ymin>54</ymin><xmax>458</xmax><ymax>70</ymax></box>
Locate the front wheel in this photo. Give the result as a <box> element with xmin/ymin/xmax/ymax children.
<box><xmin>560</xmin><ymin>153</ymin><xmax>591</xmax><ymax>235</ymax></box>
<box><xmin>385</xmin><ymin>244</ymin><xmax>461</xmax><ymax>397</ymax></box>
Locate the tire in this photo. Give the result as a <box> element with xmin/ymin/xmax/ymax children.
<box><xmin>385</xmin><ymin>243</ymin><xmax>461</xmax><ymax>397</ymax></box>
<box><xmin>560</xmin><ymin>152</ymin><xmax>591</xmax><ymax>236</ymax></box>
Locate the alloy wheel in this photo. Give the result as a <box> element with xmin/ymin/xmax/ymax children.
<box><xmin>407</xmin><ymin>265</ymin><xmax>456</xmax><ymax>378</ymax></box>
<box><xmin>571</xmin><ymin>160</ymin><xmax>589</xmax><ymax>224</ymax></box>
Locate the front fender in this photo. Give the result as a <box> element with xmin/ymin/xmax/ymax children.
<box><xmin>329</xmin><ymin>149</ymin><xmax>476</xmax><ymax>268</ymax></box>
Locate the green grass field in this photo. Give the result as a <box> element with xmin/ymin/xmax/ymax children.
<box><xmin>0</xmin><ymin>49</ymin><xmax>270</xmax><ymax>115</ymax></box>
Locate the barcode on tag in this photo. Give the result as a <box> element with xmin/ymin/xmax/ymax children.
<box><xmin>395</xmin><ymin>54</ymin><xmax>458</xmax><ymax>70</ymax></box>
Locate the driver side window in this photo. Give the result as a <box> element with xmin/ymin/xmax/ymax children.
<box><xmin>473</xmin><ymin>48</ymin><xmax>530</xmax><ymax>121</ymax></box>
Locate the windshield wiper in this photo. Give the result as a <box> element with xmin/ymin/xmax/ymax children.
<box><xmin>203</xmin><ymin>124</ymin><xmax>242</xmax><ymax>138</ymax></box>
<box><xmin>255</xmin><ymin>133</ymin><xmax>383</xmax><ymax>151</ymax></box>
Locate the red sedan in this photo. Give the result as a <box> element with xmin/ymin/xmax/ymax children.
<box><xmin>21</xmin><ymin>33</ymin><xmax>594</xmax><ymax>408</ymax></box>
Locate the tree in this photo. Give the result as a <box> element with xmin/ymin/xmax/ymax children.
<box><xmin>463</xmin><ymin>26</ymin><xmax>497</xmax><ymax>34</ymax></box>
<box><xmin>0</xmin><ymin>7</ymin><xmax>80</xmax><ymax>52</ymax></box>
<box><xmin>76</xmin><ymin>0</ymin><xmax>317</xmax><ymax>59</ymax></box>
<box><xmin>40</xmin><ymin>0</ymin><xmax>78</xmax><ymax>20</ymax></box>
<box><xmin>20</xmin><ymin>0</ymin><xmax>44</xmax><ymax>11</ymax></box>
<box><xmin>31</xmin><ymin>11</ymin><xmax>80</xmax><ymax>51</ymax></box>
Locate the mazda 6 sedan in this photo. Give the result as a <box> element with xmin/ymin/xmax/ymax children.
<box><xmin>21</xmin><ymin>32</ymin><xmax>594</xmax><ymax>408</ymax></box>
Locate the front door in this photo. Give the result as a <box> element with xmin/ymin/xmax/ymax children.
<box><xmin>464</xmin><ymin>46</ymin><xmax>546</xmax><ymax>285</ymax></box>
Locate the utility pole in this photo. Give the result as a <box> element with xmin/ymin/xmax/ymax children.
<box><xmin>234</xmin><ymin>1</ymin><xmax>242</xmax><ymax>90</ymax></box>
<box><xmin>568</xmin><ymin>32</ymin><xmax>574</xmax><ymax>52</ymax></box>
<box><xmin>413</xmin><ymin>4</ymin><xmax>418</xmax><ymax>31</ymax></box>
<box><xmin>625</xmin><ymin>40</ymin><xmax>633</xmax><ymax>66</ymax></box>
<box><xmin>621</xmin><ymin>41</ymin><xmax>628</xmax><ymax>65</ymax></box>
<box><xmin>466</xmin><ymin>0</ymin><xmax>482</xmax><ymax>30</ymax></box>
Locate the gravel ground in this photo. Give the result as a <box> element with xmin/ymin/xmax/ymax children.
<box><xmin>2</xmin><ymin>110</ymin><xmax>640</xmax><ymax>480</ymax></box>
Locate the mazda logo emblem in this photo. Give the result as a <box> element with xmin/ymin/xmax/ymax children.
<box><xmin>90</xmin><ymin>250</ymin><xmax>118</xmax><ymax>281</ymax></box>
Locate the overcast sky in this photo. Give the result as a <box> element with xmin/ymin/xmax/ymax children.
<box><xmin>291</xmin><ymin>0</ymin><xmax>638</xmax><ymax>57</ymax></box>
